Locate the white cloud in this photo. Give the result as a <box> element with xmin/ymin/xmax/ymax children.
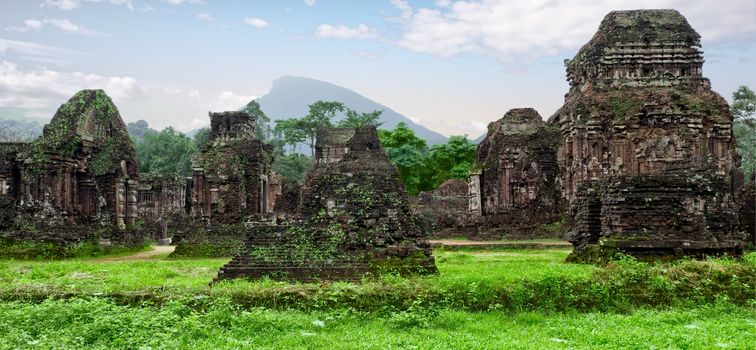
<box><xmin>24</xmin><ymin>19</ymin><xmax>44</xmax><ymax>31</ymax></box>
<box><xmin>209</xmin><ymin>91</ymin><xmax>257</xmax><ymax>112</ymax></box>
<box><xmin>243</xmin><ymin>17</ymin><xmax>269</xmax><ymax>29</ymax></box>
<box><xmin>315</xmin><ymin>24</ymin><xmax>378</xmax><ymax>39</ymax></box>
<box><xmin>196</xmin><ymin>13</ymin><xmax>216</xmax><ymax>22</ymax></box>
<box><xmin>0</xmin><ymin>38</ymin><xmax>82</xmax><ymax>66</ymax></box>
<box><xmin>159</xmin><ymin>0</ymin><xmax>205</xmax><ymax>5</ymax></box>
<box><xmin>43</xmin><ymin>0</ymin><xmax>135</xmax><ymax>11</ymax></box>
<box><xmin>387</xmin><ymin>0</ymin><xmax>756</xmax><ymax>62</ymax></box>
<box><xmin>5</xmin><ymin>19</ymin><xmax>108</xmax><ymax>37</ymax></box>
<box><xmin>353</xmin><ymin>48</ymin><xmax>386</xmax><ymax>60</ymax></box>
<box><xmin>0</xmin><ymin>60</ymin><xmax>143</xmax><ymax>110</ymax></box>
<box><xmin>304</xmin><ymin>0</ymin><xmax>316</xmax><ymax>6</ymax></box>
<box><xmin>43</xmin><ymin>0</ymin><xmax>81</xmax><ymax>10</ymax></box>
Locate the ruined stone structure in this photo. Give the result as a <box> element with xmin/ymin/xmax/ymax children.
<box><xmin>191</xmin><ymin>111</ymin><xmax>275</xmax><ymax>223</ymax></box>
<box><xmin>137</xmin><ymin>173</ymin><xmax>189</xmax><ymax>220</ymax></box>
<box><xmin>550</xmin><ymin>10</ymin><xmax>744</xmax><ymax>258</ymax></box>
<box><xmin>216</xmin><ymin>127</ymin><xmax>437</xmax><ymax>281</ymax></box>
<box><xmin>470</xmin><ymin>108</ymin><xmax>563</xmax><ymax>238</ymax></box>
<box><xmin>0</xmin><ymin>143</ymin><xmax>24</xmax><ymax>230</ymax></box>
<box><xmin>412</xmin><ymin>179</ymin><xmax>469</xmax><ymax>236</ymax></box>
<box><xmin>0</xmin><ymin>90</ymin><xmax>144</xmax><ymax>255</ymax></box>
<box><xmin>2</xmin><ymin>90</ymin><xmax>140</xmax><ymax>230</ymax></box>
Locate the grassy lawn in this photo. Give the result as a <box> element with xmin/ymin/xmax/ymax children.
<box><xmin>0</xmin><ymin>248</ymin><xmax>753</xmax><ymax>348</ymax></box>
<box><xmin>0</xmin><ymin>298</ymin><xmax>752</xmax><ymax>349</ymax></box>
<box><xmin>0</xmin><ymin>249</ymin><xmax>593</xmax><ymax>293</ymax></box>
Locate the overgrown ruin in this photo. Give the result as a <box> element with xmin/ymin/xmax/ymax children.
<box><xmin>469</xmin><ymin>108</ymin><xmax>564</xmax><ymax>238</ymax></box>
<box><xmin>216</xmin><ymin>127</ymin><xmax>437</xmax><ymax>281</ymax></box>
<box><xmin>191</xmin><ymin>111</ymin><xmax>276</xmax><ymax>222</ymax></box>
<box><xmin>549</xmin><ymin>9</ymin><xmax>744</xmax><ymax>258</ymax></box>
<box><xmin>0</xmin><ymin>90</ymin><xmax>143</xmax><ymax>255</ymax></box>
<box><xmin>171</xmin><ymin>111</ymin><xmax>280</xmax><ymax>257</ymax></box>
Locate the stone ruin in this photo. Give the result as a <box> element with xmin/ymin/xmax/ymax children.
<box><xmin>137</xmin><ymin>173</ymin><xmax>189</xmax><ymax>244</ymax></box>
<box><xmin>468</xmin><ymin>108</ymin><xmax>564</xmax><ymax>238</ymax></box>
<box><xmin>216</xmin><ymin>127</ymin><xmax>437</xmax><ymax>281</ymax></box>
<box><xmin>191</xmin><ymin>111</ymin><xmax>275</xmax><ymax>222</ymax></box>
<box><xmin>171</xmin><ymin>111</ymin><xmax>283</xmax><ymax>257</ymax></box>
<box><xmin>412</xmin><ymin>179</ymin><xmax>469</xmax><ymax>237</ymax></box>
<box><xmin>549</xmin><ymin>9</ymin><xmax>744</xmax><ymax>258</ymax></box>
<box><xmin>0</xmin><ymin>90</ymin><xmax>143</xmax><ymax>250</ymax></box>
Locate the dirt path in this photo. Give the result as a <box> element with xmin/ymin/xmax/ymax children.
<box><xmin>428</xmin><ymin>239</ymin><xmax>572</xmax><ymax>251</ymax></box>
<box><xmin>93</xmin><ymin>245</ymin><xmax>176</xmax><ymax>262</ymax></box>
<box><xmin>429</xmin><ymin>239</ymin><xmax>570</xmax><ymax>246</ymax></box>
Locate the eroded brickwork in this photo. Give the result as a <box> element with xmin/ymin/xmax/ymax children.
<box><xmin>190</xmin><ymin>111</ymin><xmax>275</xmax><ymax>223</ymax></box>
<box><xmin>469</xmin><ymin>108</ymin><xmax>564</xmax><ymax>238</ymax></box>
<box><xmin>412</xmin><ymin>179</ymin><xmax>469</xmax><ymax>236</ymax></box>
<box><xmin>216</xmin><ymin>127</ymin><xmax>437</xmax><ymax>281</ymax></box>
<box><xmin>550</xmin><ymin>10</ymin><xmax>744</xmax><ymax>258</ymax></box>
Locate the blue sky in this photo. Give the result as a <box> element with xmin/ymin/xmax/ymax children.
<box><xmin>1</xmin><ymin>0</ymin><xmax>755</xmax><ymax>137</ymax></box>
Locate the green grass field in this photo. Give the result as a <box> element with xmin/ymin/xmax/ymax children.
<box><xmin>0</xmin><ymin>248</ymin><xmax>753</xmax><ymax>349</ymax></box>
<box><xmin>0</xmin><ymin>299</ymin><xmax>752</xmax><ymax>349</ymax></box>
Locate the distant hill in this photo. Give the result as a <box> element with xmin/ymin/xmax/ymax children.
<box><xmin>0</xmin><ymin>117</ymin><xmax>43</xmax><ymax>142</ymax></box>
<box><xmin>253</xmin><ymin>76</ymin><xmax>448</xmax><ymax>145</ymax></box>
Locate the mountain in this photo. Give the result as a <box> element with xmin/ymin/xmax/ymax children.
<box><xmin>254</xmin><ymin>76</ymin><xmax>448</xmax><ymax>145</ymax></box>
<box><xmin>0</xmin><ymin>117</ymin><xmax>43</xmax><ymax>142</ymax></box>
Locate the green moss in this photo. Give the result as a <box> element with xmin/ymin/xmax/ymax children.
<box><xmin>22</xmin><ymin>90</ymin><xmax>136</xmax><ymax>180</ymax></box>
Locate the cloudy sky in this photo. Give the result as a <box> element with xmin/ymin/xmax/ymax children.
<box><xmin>1</xmin><ymin>0</ymin><xmax>755</xmax><ymax>137</ymax></box>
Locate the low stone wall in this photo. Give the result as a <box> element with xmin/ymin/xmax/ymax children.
<box><xmin>569</xmin><ymin>174</ymin><xmax>745</xmax><ymax>260</ymax></box>
<box><xmin>170</xmin><ymin>223</ymin><xmax>247</xmax><ymax>258</ymax></box>
<box><xmin>0</xmin><ymin>225</ymin><xmax>147</xmax><ymax>259</ymax></box>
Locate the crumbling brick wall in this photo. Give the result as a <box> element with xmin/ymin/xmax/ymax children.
<box><xmin>13</xmin><ymin>90</ymin><xmax>139</xmax><ymax>231</ymax></box>
<box><xmin>550</xmin><ymin>10</ymin><xmax>744</xmax><ymax>258</ymax></box>
<box><xmin>191</xmin><ymin>111</ymin><xmax>275</xmax><ymax>223</ymax></box>
<box><xmin>0</xmin><ymin>90</ymin><xmax>145</xmax><ymax>254</ymax></box>
<box><xmin>468</xmin><ymin>108</ymin><xmax>564</xmax><ymax>238</ymax></box>
<box><xmin>412</xmin><ymin>179</ymin><xmax>469</xmax><ymax>236</ymax></box>
<box><xmin>216</xmin><ymin>127</ymin><xmax>437</xmax><ymax>282</ymax></box>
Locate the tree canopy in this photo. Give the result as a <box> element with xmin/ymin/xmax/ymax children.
<box><xmin>134</xmin><ymin>126</ymin><xmax>197</xmax><ymax>177</ymax></box>
<box><xmin>732</xmin><ymin>85</ymin><xmax>756</xmax><ymax>180</ymax></box>
<box><xmin>378</xmin><ymin>122</ymin><xmax>475</xmax><ymax>195</ymax></box>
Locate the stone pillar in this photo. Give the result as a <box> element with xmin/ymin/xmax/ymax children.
<box><xmin>126</xmin><ymin>179</ymin><xmax>138</xmax><ymax>228</ymax></box>
<box><xmin>468</xmin><ymin>171</ymin><xmax>482</xmax><ymax>215</ymax></box>
<box><xmin>115</xmin><ymin>181</ymin><xmax>126</xmax><ymax>230</ymax></box>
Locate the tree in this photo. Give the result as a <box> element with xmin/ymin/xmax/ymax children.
<box><xmin>300</xmin><ymin>101</ymin><xmax>345</xmax><ymax>155</ymax></box>
<box><xmin>273</xmin><ymin>153</ymin><xmax>314</xmax><ymax>184</ymax></box>
<box><xmin>423</xmin><ymin>135</ymin><xmax>476</xmax><ymax>189</ymax></box>
<box><xmin>337</xmin><ymin>109</ymin><xmax>383</xmax><ymax>128</ymax></box>
<box><xmin>126</xmin><ymin>120</ymin><xmax>157</xmax><ymax>142</ymax></box>
<box><xmin>378</xmin><ymin>122</ymin><xmax>429</xmax><ymax>194</ymax></box>
<box><xmin>135</xmin><ymin>127</ymin><xmax>197</xmax><ymax>177</ymax></box>
<box><xmin>274</xmin><ymin>118</ymin><xmax>307</xmax><ymax>154</ymax></box>
<box><xmin>193</xmin><ymin>128</ymin><xmax>210</xmax><ymax>150</ymax></box>
<box><xmin>242</xmin><ymin>100</ymin><xmax>273</xmax><ymax>141</ymax></box>
<box><xmin>732</xmin><ymin>85</ymin><xmax>756</xmax><ymax>180</ymax></box>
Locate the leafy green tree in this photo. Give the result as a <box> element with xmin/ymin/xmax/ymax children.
<box><xmin>274</xmin><ymin>118</ymin><xmax>307</xmax><ymax>154</ymax></box>
<box><xmin>731</xmin><ymin>85</ymin><xmax>756</xmax><ymax>180</ymax></box>
<box><xmin>273</xmin><ymin>153</ymin><xmax>315</xmax><ymax>184</ymax></box>
<box><xmin>126</xmin><ymin>120</ymin><xmax>157</xmax><ymax>142</ymax></box>
<box><xmin>242</xmin><ymin>100</ymin><xmax>273</xmax><ymax>141</ymax></box>
<box><xmin>423</xmin><ymin>135</ymin><xmax>476</xmax><ymax>189</ymax></box>
<box><xmin>337</xmin><ymin>109</ymin><xmax>383</xmax><ymax>128</ymax></box>
<box><xmin>136</xmin><ymin>127</ymin><xmax>197</xmax><ymax>177</ymax></box>
<box><xmin>193</xmin><ymin>128</ymin><xmax>210</xmax><ymax>150</ymax></box>
<box><xmin>378</xmin><ymin>122</ymin><xmax>429</xmax><ymax>194</ymax></box>
<box><xmin>300</xmin><ymin>101</ymin><xmax>345</xmax><ymax>155</ymax></box>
